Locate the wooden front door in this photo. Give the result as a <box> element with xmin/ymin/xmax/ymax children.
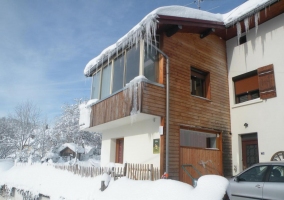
<box><xmin>116</xmin><ymin>138</ymin><xmax>124</xmax><ymax>164</ymax></box>
<box><xmin>242</xmin><ymin>140</ymin><xmax>259</xmax><ymax>170</ymax></box>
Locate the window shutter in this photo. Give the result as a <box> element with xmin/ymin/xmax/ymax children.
<box><xmin>257</xmin><ymin>64</ymin><xmax>276</xmax><ymax>99</ymax></box>
<box><xmin>234</xmin><ymin>74</ymin><xmax>258</xmax><ymax>95</ymax></box>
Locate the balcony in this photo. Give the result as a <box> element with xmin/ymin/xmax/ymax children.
<box><xmin>82</xmin><ymin>80</ymin><xmax>165</xmax><ymax>132</ymax></box>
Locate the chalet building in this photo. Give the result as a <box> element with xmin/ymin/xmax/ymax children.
<box><xmin>58</xmin><ymin>143</ymin><xmax>85</xmax><ymax>161</ymax></box>
<box><xmin>80</xmin><ymin>0</ymin><xmax>284</xmax><ymax>183</ymax></box>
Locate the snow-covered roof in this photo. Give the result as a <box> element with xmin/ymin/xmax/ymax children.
<box><xmin>58</xmin><ymin>143</ymin><xmax>85</xmax><ymax>154</ymax></box>
<box><xmin>84</xmin><ymin>145</ymin><xmax>96</xmax><ymax>154</ymax></box>
<box><xmin>223</xmin><ymin>0</ymin><xmax>278</xmax><ymax>27</ymax></box>
<box><xmin>84</xmin><ymin>0</ymin><xmax>277</xmax><ymax>76</ymax></box>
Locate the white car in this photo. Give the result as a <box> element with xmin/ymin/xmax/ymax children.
<box><xmin>224</xmin><ymin>161</ymin><xmax>284</xmax><ymax>200</ymax></box>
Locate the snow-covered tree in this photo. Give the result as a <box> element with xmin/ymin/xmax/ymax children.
<box><xmin>0</xmin><ymin>100</ymin><xmax>101</xmax><ymax>162</ymax></box>
<box><xmin>11</xmin><ymin>101</ymin><xmax>41</xmax><ymax>151</ymax></box>
<box><xmin>0</xmin><ymin>117</ymin><xmax>16</xmax><ymax>158</ymax></box>
<box><xmin>52</xmin><ymin>100</ymin><xmax>101</xmax><ymax>152</ymax></box>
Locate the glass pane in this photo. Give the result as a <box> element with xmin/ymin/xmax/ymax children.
<box><xmin>269</xmin><ymin>166</ymin><xmax>284</xmax><ymax>182</ymax></box>
<box><xmin>112</xmin><ymin>55</ymin><xmax>125</xmax><ymax>94</ymax></box>
<box><xmin>239</xmin><ymin>94</ymin><xmax>248</xmax><ymax>103</ymax></box>
<box><xmin>101</xmin><ymin>64</ymin><xmax>111</xmax><ymax>99</ymax></box>
<box><xmin>125</xmin><ymin>46</ymin><xmax>140</xmax><ymax>84</ymax></box>
<box><xmin>91</xmin><ymin>70</ymin><xmax>101</xmax><ymax>100</ymax></box>
<box><xmin>191</xmin><ymin>77</ymin><xmax>204</xmax><ymax>97</ymax></box>
<box><xmin>239</xmin><ymin>166</ymin><xmax>268</xmax><ymax>182</ymax></box>
<box><xmin>180</xmin><ymin>129</ymin><xmax>217</xmax><ymax>149</ymax></box>
<box><xmin>144</xmin><ymin>46</ymin><xmax>159</xmax><ymax>82</ymax></box>
<box><xmin>251</xmin><ymin>90</ymin><xmax>260</xmax><ymax>99</ymax></box>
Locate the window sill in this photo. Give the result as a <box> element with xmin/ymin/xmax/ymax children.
<box><xmin>191</xmin><ymin>95</ymin><xmax>211</xmax><ymax>102</ymax></box>
<box><xmin>232</xmin><ymin>98</ymin><xmax>263</xmax><ymax>109</ymax></box>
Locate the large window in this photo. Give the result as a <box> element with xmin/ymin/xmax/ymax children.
<box><xmin>180</xmin><ymin>129</ymin><xmax>218</xmax><ymax>149</ymax></box>
<box><xmin>112</xmin><ymin>55</ymin><xmax>125</xmax><ymax>94</ymax></box>
<box><xmin>90</xmin><ymin>40</ymin><xmax>162</xmax><ymax>102</ymax></box>
<box><xmin>233</xmin><ymin>64</ymin><xmax>276</xmax><ymax>104</ymax></box>
<box><xmin>191</xmin><ymin>67</ymin><xmax>210</xmax><ymax>99</ymax></box>
<box><xmin>101</xmin><ymin>64</ymin><xmax>112</xmax><ymax>99</ymax></box>
<box><xmin>144</xmin><ymin>47</ymin><xmax>159</xmax><ymax>82</ymax></box>
<box><xmin>125</xmin><ymin>46</ymin><xmax>140</xmax><ymax>84</ymax></box>
<box><xmin>91</xmin><ymin>70</ymin><xmax>101</xmax><ymax>99</ymax></box>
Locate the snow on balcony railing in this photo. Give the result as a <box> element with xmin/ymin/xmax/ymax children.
<box><xmin>79</xmin><ymin>99</ymin><xmax>98</xmax><ymax>130</ymax></box>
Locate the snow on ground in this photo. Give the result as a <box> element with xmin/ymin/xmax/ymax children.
<box><xmin>0</xmin><ymin>159</ymin><xmax>14</xmax><ymax>173</ymax></box>
<box><xmin>0</xmin><ymin>162</ymin><xmax>228</xmax><ymax>200</ymax></box>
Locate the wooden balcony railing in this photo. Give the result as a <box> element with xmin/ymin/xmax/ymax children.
<box><xmin>90</xmin><ymin>81</ymin><xmax>166</xmax><ymax>127</ymax></box>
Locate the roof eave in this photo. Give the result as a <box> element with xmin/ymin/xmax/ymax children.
<box><xmin>225</xmin><ymin>0</ymin><xmax>280</xmax><ymax>28</ymax></box>
<box><xmin>157</xmin><ymin>15</ymin><xmax>225</xmax><ymax>29</ymax></box>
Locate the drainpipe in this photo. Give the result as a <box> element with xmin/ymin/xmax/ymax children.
<box><xmin>149</xmin><ymin>43</ymin><xmax>170</xmax><ymax>176</ymax></box>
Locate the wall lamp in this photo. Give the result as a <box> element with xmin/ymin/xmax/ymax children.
<box><xmin>166</xmin><ymin>25</ymin><xmax>182</xmax><ymax>37</ymax></box>
<box><xmin>244</xmin><ymin>123</ymin><xmax>248</xmax><ymax>128</ymax></box>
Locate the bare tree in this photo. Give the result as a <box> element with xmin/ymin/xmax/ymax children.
<box><xmin>0</xmin><ymin>101</ymin><xmax>42</xmax><ymax>160</ymax></box>
<box><xmin>0</xmin><ymin>117</ymin><xmax>16</xmax><ymax>158</ymax></box>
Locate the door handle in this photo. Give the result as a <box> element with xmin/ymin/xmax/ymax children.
<box><xmin>255</xmin><ymin>184</ymin><xmax>262</xmax><ymax>188</ymax></box>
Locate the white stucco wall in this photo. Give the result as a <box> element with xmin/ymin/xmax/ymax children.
<box><xmin>226</xmin><ymin>13</ymin><xmax>284</xmax><ymax>175</ymax></box>
<box><xmin>100</xmin><ymin>116</ymin><xmax>161</xmax><ymax>168</ymax></box>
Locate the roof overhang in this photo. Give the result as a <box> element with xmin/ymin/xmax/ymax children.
<box><xmin>156</xmin><ymin>0</ymin><xmax>284</xmax><ymax>41</ymax></box>
<box><xmin>84</xmin><ymin>0</ymin><xmax>284</xmax><ymax>76</ymax></box>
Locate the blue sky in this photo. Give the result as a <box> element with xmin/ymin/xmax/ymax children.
<box><xmin>0</xmin><ymin>0</ymin><xmax>246</xmax><ymax>125</ymax></box>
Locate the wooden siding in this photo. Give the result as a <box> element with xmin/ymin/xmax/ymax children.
<box><xmin>180</xmin><ymin>147</ymin><xmax>222</xmax><ymax>185</ymax></box>
<box><xmin>141</xmin><ymin>82</ymin><xmax>166</xmax><ymax>116</ymax></box>
<box><xmin>160</xmin><ymin>32</ymin><xmax>232</xmax><ymax>180</ymax></box>
<box><xmin>90</xmin><ymin>82</ymin><xmax>165</xmax><ymax>127</ymax></box>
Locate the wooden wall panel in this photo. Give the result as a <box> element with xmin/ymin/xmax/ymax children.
<box><xmin>160</xmin><ymin>32</ymin><xmax>232</xmax><ymax>181</ymax></box>
<box><xmin>180</xmin><ymin>147</ymin><xmax>222</xmax><ymax>185</ymax></box>
<box><xmin>141</xmin><ymin>82</ymin><xmax>166</xmax><ymax>117</ymax></box>
<box><xmin>90</xmin><ymin>82</ymin><xmax>166</xmax><ymax>127</ymax></box>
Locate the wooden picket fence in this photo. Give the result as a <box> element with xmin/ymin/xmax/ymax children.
<box><xmin>53</xmin><ymin>164</ymin><xmax>110</xmax><ymax>178</ymax></box>
<box><xmin>15</xmin><ymin>162</ymin><xmax>160</xmax><ymax>181</ymax></box>
<box><xmin>52</xmin><ymin>163</ymin><xmax>160</xmax><ymax>181</ymax></box>
<box><xmin>126</xmin><ymin>163</ymin><xmax>160</xmax><ymax>181</ymax></box>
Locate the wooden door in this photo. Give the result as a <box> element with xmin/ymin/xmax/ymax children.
<box><xmin>116</xmin><ymin>138</ymin><xmax>124</xmax><ymax>164</ymax></box>
<box><xmin>242</xmin><ymin>140</ymin><xmax>259</xmax><ymax>170</ymax></box>
<box><xmin>180</xmin><ymin>147</ymin><xmax>222</xmax><ymax>185</ymax></box>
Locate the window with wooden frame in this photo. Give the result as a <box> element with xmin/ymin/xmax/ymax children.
<box><xmin>115</xmin><ymin>138</ymin><xmax>124</xmax><ymax>164</ymax></box>
<box><xmin>233</xmin><ymin>64</ymin><xmax>276</xmax><ymax>104</ymax></box>
<box><xmin>180</xmin><ymin>129</ymin><xmax>220</xmax><ymax>150</ymax></box>
<box><xmin>191</xmin><ymin>67</ymin><xmax>210</xmax><ymax>99</ymax></box>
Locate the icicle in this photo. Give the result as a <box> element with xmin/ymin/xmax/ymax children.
<box><xmin>244</xmin><ymin>18</ymin><xmax>250</xmax><ymax>34</ymax></box>
<box><xmin>85</xmin><ymin>13</ymin><xmax>158</xmax><ymax>76</ymax></box>
<box><xmin>265</xmin><ymin>7</ymin><xmax>267</xmax><ymax>17</ymax></box>
<box><xmin>123</xmin><ymin>76</ymin><xmax>147</xmax><ymax>123</ymax></box>
<box><xmin>236</xmin><ymin>22</ymin><xmax>241</xmax><ymax>45</ymax></box>
<box><xmin>254</xmin><ymin>12</ymin><xmax>260</xmax><ymax>34</ymax></box>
